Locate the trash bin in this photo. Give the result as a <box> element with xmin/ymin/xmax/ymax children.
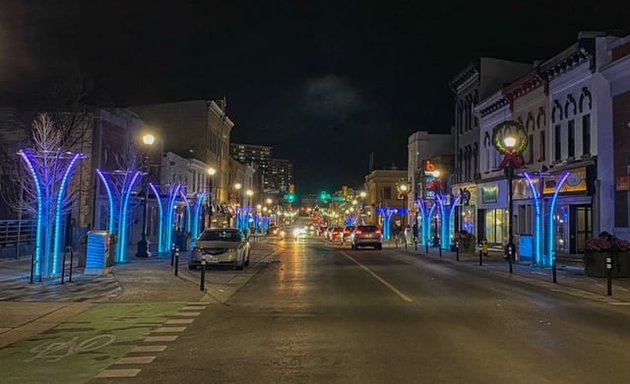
<box><xmin>85</xmin><ymin>231</ymin><xmax>112</xmax><ymax>275</ymax></box>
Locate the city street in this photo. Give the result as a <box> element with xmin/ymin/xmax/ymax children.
<box><xmin>83</xmin><ymin>237</ymin><xmax>630</xmax><ymax>384</ymax></box>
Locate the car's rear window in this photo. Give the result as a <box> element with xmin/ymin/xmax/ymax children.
<box><xmin>344</xmin><ymin>226</ymin><xmax>354</xmax><ymax>231</ymax></box>
<box><xmin>199</xmin><ymin>230</ymin><xmax>241</xmax><ymax>242</ymax></box>
<box><xmin>357</xmin><ymin>225</ymin><xmax>379</xmax><ymax>232</ymax></box>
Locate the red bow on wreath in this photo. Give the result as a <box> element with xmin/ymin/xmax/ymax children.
<box><xmin>498</xmin><ymin>151</ymin><xmax>524</xmax><ymax>169</ymax></box>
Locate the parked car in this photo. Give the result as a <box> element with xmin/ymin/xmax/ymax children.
<box><xmin>189</xmin><ymin>228</ymin><xmax>250</xmax><ymax>270</ymax></box>
<box><xmin>351</xmin><ymin>225</ymin><xmax>383</xmax><ymax>250</ymax></box>
<box><xmin>341</xmin><ymin>225</ymin><xmax>356</xmax><ymax>244</ymax></box>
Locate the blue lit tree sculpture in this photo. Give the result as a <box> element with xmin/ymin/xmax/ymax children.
<box><xmin>17</xmin><ymin>114</ymin><xmax>85</xmax><ymax>279</ymax></box>
<box><xmin>377</xmin><ymin>208</ymin><xmax>397</xmax><ymax>241</ymax></box>
<box><xmin>416</xmin><ymin>199</ymin><xmax>436</xmax><ymax>247</ymax></box>
<box><xmin>96</xmin><ymin>169</ymin><xmax>143</xmax><ymax>263</ymax></box>
<box><xmin>149</xmin><ymin>183</ymin><xmax>182</xmax><ymax>254</ymax></box>
<box><xmin>436</xmin><ymin>194</ymin><xmax>461</xmax><ymax>250</ymax></box>
<box><xmin>191</xmin><ymin>192</ymin><xmax>208</xmax><ymax>241</ymax></box>
<box><xmin>523</xmin><ymin>172</ymin><xmax>543</xmax><ymax>266</ymax></box>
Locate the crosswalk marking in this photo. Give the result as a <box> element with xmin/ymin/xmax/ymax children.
<box><xmin>132</xmin><ymin>345</ymin><xmax>167</xmax><ymax>353</ymax></box>
<box><xmin>116</xmin><ymin>356</ymin><xmax>156</xmax><ymax>364</ymax></box>
<box><xmin>176</xmin><ymin>311</ymin><xmax>201</xmax><ymax>316</ymax></box>
<box><xmin>181</xmin><ymin>306</ymin><xmax>206</xmax><ymax>311</ymax></box>
<box><xmin>96</xmin><ymin>369</ymin><xmax>142</xmax><ymax>378</ymax></box>
<box><xmin>153</xmin><ymin>327</ymin><xmax>186</xmax><ymax>333</ymax></box>
<box><xmin>144</xmin><ymin>335</ymin><xmax>178</xmax><ymax>342</ymax></box>
<box><xmin>166</xmin><ymin>318</ymin><xmax>194</xmax><ymax>324</ymax></box>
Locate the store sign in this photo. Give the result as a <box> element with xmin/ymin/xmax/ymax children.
<box><xmin>543</xmin><ymin>167</ymin><xmax>587</xmax><ymax>195</ymax></box>
<box><xmin>617</xmin><ymin>175</ymin><xmax>630</xmax><ymax>191</ymax></box>
<box><xmin>482</xmin><ymin>185</ymin><xmax>498</xmax><ymax>204</ymax></box>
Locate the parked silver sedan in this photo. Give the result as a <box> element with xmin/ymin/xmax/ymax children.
<box><xmin>189</xmin><ymin>228</ymin><xmax>250</xmax><ymax>270</ymax></box>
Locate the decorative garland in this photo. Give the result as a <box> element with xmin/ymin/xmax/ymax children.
<box><xmin>492</xmin><ymin>120</ymin><xmax>528</xmax><ymax>155</ymax></box>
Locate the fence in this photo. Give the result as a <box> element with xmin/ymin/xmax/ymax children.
<box><xmin>0</xmin><ymin>219</ymin><xmax>36</xmax><ymax>258</ymax></box>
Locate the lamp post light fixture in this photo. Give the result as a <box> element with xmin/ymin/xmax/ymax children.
<box><xmin>396</xmin><ymin>180</ymin><xmax>411</xmax><ymax>227</ymax></box>
<box><xmin>137</xmin><ymin>132</ymin><xmax>156</xmax><ymax>258</ymax></box>
<box><xmin>492</xmin><ymin>120</ymin><xmax>528</xmax><ymax>274</ymax></box>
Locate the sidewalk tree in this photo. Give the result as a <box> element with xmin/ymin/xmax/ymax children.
<box><xmin>16</xmin><ymin>114</ymin><xmax>85</xmax><ymax>279</ymax></box>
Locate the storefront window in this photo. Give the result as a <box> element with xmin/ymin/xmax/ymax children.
<box><xmin>460</xmin><ymin>206</ymin><xmax>476</xmax><ymax>235</ymax></box>
<box><xmin>485</xmin><ymin>209</ymin><xmax>507</xmax><ymax>245</ymax></box>
<box><xmin>555</xmin><ymin>206</ymin><xmax>569</xmax><ymax>254</ymax></box>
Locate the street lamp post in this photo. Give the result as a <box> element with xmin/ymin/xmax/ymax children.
<box><xmin>492</xmin><ymin>121</ymin><xmax>527</xmax><ymax>274</ymax></box>
<box><xmin>206</xmin><ymin>167</ymin><xmax>216</xmax><ymax>229</ymax></box>
<box><xmin>136</xmin><ymin>133</ymin><xmax>155</xmax><ymax>257</ymax></box>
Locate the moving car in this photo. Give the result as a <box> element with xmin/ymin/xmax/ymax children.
<box><xmin>329</xmin><ymin>226</ymin><xmax>343</xmax><ymax>242</ymax></box>
<box><xmin>351</xmin><ymin>225</ymin><xmax>383</xmax><ymax>250</ymax></box>
<box><xmin>341</xmin><ymin>225</ymin><xmax>356</xmax><ymax>244</ymax></box>
<box><xmin>189</xmin><ymin>228</ymin><xmax>250</xmax><ymax>270</ymax></box>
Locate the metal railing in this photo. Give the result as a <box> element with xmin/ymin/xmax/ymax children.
<box><xmin>0</xmin><ymin>219</ymin><xmax>36</xmax><ymax>247</ymax></box>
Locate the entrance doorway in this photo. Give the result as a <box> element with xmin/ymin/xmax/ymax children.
<box><xmin>570</xmin><ymin>205</ymin><xmax>592</xmax><ymax>254</ymax></box>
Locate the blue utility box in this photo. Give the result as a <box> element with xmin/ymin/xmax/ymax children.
<box><xmin>85</xmin><ymin>231</ymin><xmax>113</xmax><ymax>275</ymax></box>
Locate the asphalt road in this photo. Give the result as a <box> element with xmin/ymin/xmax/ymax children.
<box><xmin>91</xmin><ymin>237</ymin><xmax>630</xmax><ymax>384</ymax></box>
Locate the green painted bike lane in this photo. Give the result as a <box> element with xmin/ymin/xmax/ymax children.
<box><xmin>0</xmin><ymin>302</ymin><xmax>188</xmax><ymax>384</ymax></box>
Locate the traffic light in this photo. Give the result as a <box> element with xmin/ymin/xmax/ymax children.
<box><xmin>319</xmin><ymin>191</ymin><xmax>331</xmax><ymax>203</ymax></box>
<box><xmin>284</xmin><ymin>193</ymin><xmax>296</xmax><ymax>203</ymax></box>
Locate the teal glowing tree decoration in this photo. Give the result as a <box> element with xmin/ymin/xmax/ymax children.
<box><xmin>436</xmin><ymin>194</ymin><xmax>460</xmax><ymax>250</ymax></box>
<box><xmin>417</xmin><ymin>199</ymin><xmax>436</xmax><ymax>247</ymax></box>
<box><xmin>191</xmin><ymin>192</ymin><xmax>208</xmax><ymax>241</ymax></box>
<box><xmin>523</xmin><ymin>172</ymin><xmax>543</xmax><ymax>266</ymax></box>
<box><xmin>377</xmin><ymin>208</ymin><xmax>397</xmax><ymax>240</ymax></box>
<box><xmin>17</xmin><ymin>114</ymin><xmax>85</xmax><ymax>279</ymax></box>
<box><xmin>149</xmin><ymin>183</ymin><xmax>182</xmax><ymax>253</ymax></box>
<box><xmin>96</xmin><ymin>169</ymin><xmax>143</xmax><ymax>263</ymax></box>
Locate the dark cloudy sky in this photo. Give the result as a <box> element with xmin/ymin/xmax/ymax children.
<box><xmin>1</xmin><ymin>0</ymin><xmax>628</xmax><ymax>193</ymax></box>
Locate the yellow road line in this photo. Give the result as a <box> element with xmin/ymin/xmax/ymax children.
<box><xmin>340</xmin><ymin>251</ymin><xmax>413</xmax><ymax>303</ymax></box>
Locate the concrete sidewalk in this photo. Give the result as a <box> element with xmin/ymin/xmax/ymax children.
<box><xmin>0</xmin><ymin>238</ymin><xmax>279</xmax><ymax>350</ymax></box>
<box><xmin>384</xmin><ymin>241</ymin><xmax>630</xmax><ymax>303</ymax></box>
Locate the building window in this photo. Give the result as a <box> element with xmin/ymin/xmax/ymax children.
<box><xmin>539</xmin><ymin>130</ymin><xmax>546</xmax><ymax>162</ymax></box>
<box><xmin>554</xmin><ymin>124</ymin><xmax>561</xmax><ymax>162</ymax></box>
<box><xmin>568</xmin><ymin>119</ymin><xmax>575</xmax><ymax>158</ymax></box>
<box><xmin>527</xmin><ymin>134</ymin><xmax>534</xmax><ymax>164</ymax></box>
<box><xmin>383</xmin><ymin>186</ymin><xmax>392</xmax><ymax>200</ymax></box>
<box><xmin>582</xmin><ymin>114</ymin><xmax>591</xmax><ymax>155</ymax></box>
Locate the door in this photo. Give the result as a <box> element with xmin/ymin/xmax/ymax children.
<box><xmin>570</xmin><ymin>205</ymin><xmax>592</xmax><ymax>254</ymax></box>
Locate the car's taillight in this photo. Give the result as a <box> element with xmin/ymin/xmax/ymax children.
<box><xmin>355</xmin><ymin>230</ymin><xmax>362</xmax><ymax>234</ymax></box>
<box><xmin>375</xmin><ymin>230</ymin><xmax>381</xmax><ymax>235</ymax></box>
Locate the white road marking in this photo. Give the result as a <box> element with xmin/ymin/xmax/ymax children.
<box><xmin>340</xmin><ymin>251</ymin><xmax>413</xmax><ymax>303</ymax></box>
<box><xmin>609</xmin><ymin>302</ymin><xmax>630</xmax><ymax>306</ymax></box>
<box><xmin>153</xmin><ymin>327</ymin><xmax>186</xmax><ymax>333</ymax></box>
<box><xmin>176</xmin><ymin>311</ymin><xmax>201</xmax><ymax>316</ymax></box>
<box><xmin>96</xmin><ymin>369</ymin><xmax>141</xmax><ymax>378</ymax></box>
<box><xmin>131</xmin><ymin>345</ymin><xmax>167</xmax><ymax>353</ymax></box>
<box><xmin>166</xmin><ymin>318</ymin><xmax>194</xmax><ymax>324</ymax></box>
<box><xmin>144</xmin><ymin>335</ymin><xmax>178</xmax><ymax>342</ymax></box>
<box><xmin>181</xmin><ymin>306</ymin><xmax>206</xmax><ymax>311</ymax></box>
<box><xmin>116</xmin><ymin>356</ymin><xmax>156</xmax><ymax>364</ymax></box>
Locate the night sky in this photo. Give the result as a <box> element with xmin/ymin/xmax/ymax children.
<box><xmin>1</xmin><ymin>0</ymin><xmax>628</xmax><ymax>193</ymax></box>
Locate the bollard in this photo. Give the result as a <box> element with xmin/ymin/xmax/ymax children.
<box><xmin>606</xmin><ymin>256</ymin><xmax>613</xmax><ymax>296</ymax></box>
<box><xmin>174</xmin><ymin>248</ymin><xmax>180</xmax><ymax>276</ymax></box>
<box><xmin>170</xmin><ymin>243</ymin><xmax>176</xmax><ymax>266</ymax></box>
<box><xmin>414</xmin><ymin>239</ymin><xmax>418</xmax><ymax>251</ymax></box>
<box><xmin>425</xmin><ymin>238</ymin><xmax>429</xmax><ymax>254</ymax></box>
<box><xmin>456</xmin><ymin>242</ymin><xmax>460</xmax><ymax>261</ymax></box>
<box><xmin>200</xmin><ymin>255</ymin><xmax>206</xmax><ymax>291</ymax></box>
<box><xmin>438</xmin><ymin>241</ymin><xmax>442</xmax><ymax>258</ymax></box>
<box><xmin>68</xmin><ymin>247</ymin><xmax>74</xmax><ymax>283</ymax></box>
<box><xmin>61</xmin><ymin>251</ymin><xmax>66</xmax><ymax>285</ymax></box>
<box><xmin>479</xmin><ymin>249</ymin><xmax>483</xmax><ymax>266</ymax></box>
<box><xmin>30</xmin><ymin>253</ymin><xmax>35</xmax><ymax>284</ymax></box>
<box><xmin>552</xmin><ymin>257</ymin><xmax>557</xmax><ymax>284</ymax></box>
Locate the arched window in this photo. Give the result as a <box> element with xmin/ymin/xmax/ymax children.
<box><xmin>552</xmin><ymin>100</ymin><xmax>563</xmax><ymax>123</ymax></box>
<box><xmin>526</xmin><ymin>112</ymin><xmax>535</xmax><ymax>132</ymax></box>
<box><xmin>564</xmin><ymin>94</ymin><xmax>577</xmax><ymax>118</ymax></box>
<box><xmin>579</xmin><ymin>87</ymin><xmax>592</xmax><ymax>113</ymax></box>
<box><xmin>536</xmin><ymin>107</ymin><xmax>546</xmax><ymax>129</ymax></box>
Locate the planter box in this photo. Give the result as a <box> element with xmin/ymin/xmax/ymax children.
<box><xmin>584</xmin><ymin>252</ymin><xmax>630</xmax><ymax>278</ymax></box>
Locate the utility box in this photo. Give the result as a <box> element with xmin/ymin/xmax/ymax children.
<box><xmin>85</xmin><ymin>231</ymin><xmax>113</xmax><ymax>275</ymax></box>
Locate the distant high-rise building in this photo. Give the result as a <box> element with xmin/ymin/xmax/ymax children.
<box><xmin>230</xmin><ymin>143</ymin><xmax>273</xmax><ymax>192</ymax></box>
<box><xmin>267</xmin><ymin>158</ymin><xmax>294</xmax><ymax>193</ymax></box>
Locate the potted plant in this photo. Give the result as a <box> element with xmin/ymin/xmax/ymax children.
<box><xmin>584</xmin><ymin>232</ymin><xmax>630</xmax><ymax>278</ymax></box>
<box><xmin>612</xmin><ymin>238</ymin><xmax>630</xmax><ymax>278</ymax></box>
<box><xmin>583</xmin><ymin>237</ymin><xmax>612</xmax><ymax>277</ymax></box>
<box><xmin>454</xmin><ymin>230</ymin><xmax>476</xmax><ymax>254</ymax></box>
